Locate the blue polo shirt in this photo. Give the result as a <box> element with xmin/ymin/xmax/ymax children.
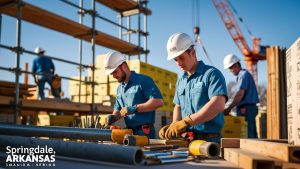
<box><xmin>235</xmin><ymin>69</ymin><xmax>259</xmax><ymax>106</ymax></box>
<box><xmin>174</xmin><ymin>61</ymin><xmax>228</xmax><ymax>134</ymax></box>
<box><xmin>114</xmin><ymin>71</ymin><xmax>163</xmax><ymax>128</ymax></box>
<box><xmin>32</xmin><ymin>57</ymin><xmax>55</xmax><ymax>74</ymax></box>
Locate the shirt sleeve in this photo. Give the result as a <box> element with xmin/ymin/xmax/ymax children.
<box><xmin>50</xmin><ymin>59</ymin><xmax>55</xmax><ymax>71</ymax></box>
<box><xmin>113</xmin><ymin>86</ymin><xmax>122</xmax><ymax>111</ymax></box>
<box><xmin>141</xmin><ymin>76</ymin><xmax>163</xmax><ymax>100</ymax></box>
<box><xmin>236</xmin><ymin>71</ymin><xmax>249</xmax><ymax>90</ymax></box>
<box><xmin>173</xmin><ymin>79</ymin><xmax>180</xmax><ymax>105</ymax></box>
<box><xmin>32</xmin><ymin>59</ymin><xmax>37</xmax><ymax>73</ymax></box>
<box><xmin>207</xmin><ymin>69</ymin><xmax>228</xmax><ymax>101</ymax></box>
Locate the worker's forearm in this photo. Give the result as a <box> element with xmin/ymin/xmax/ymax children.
<box><xmin>136</xmin><ymin>98</ymin><xmax>164</xmax><ymax>113</ymax></box>
<box><xmin>190</xmin><ymin>96</ymin><xmax>226</xmax><ymax>124</ymax></box>
<box><xmin>227</xmin><ymin>90</ymin><xmax>245</xmax><ymax>110</ymax></box>
<box><xmin>172</xmin><ymin>105</ymin><xmax>182</xmax><ymax>122</ymax></box>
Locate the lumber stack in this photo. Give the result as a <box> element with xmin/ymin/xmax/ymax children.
<box><xmin>0</xmin><ymin>80</ymin><xmax>35</xmax><ymax>98</ymax></box>
<box><xmin>266</xmin><ymin>46</ymin><xmax>287</xmax><ymax>139</ymax></box>
<box><xmin>286</xmin><ymin>37</ymin><xmax>300</xmax><ymax>145</ymax></box>
<box><xmin>221</xmin><ymin>138</ymin><xmax>300</xmax><ymax>169</ymax></box>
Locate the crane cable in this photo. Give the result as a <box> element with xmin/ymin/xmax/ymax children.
<box><xmin>192</xmin><ymin>0</ymin><xmax>213</xmax><ymax>65</ymax></box>
<box><xmin>227</xmin><ymin>0</ymin><xmax>254</xmax><ymax>39</ymax></box>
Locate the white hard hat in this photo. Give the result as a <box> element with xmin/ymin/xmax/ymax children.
<box><xmin>223</xmin><ymin>54</ymin><xmax>240</xmax><ymax>69</ymax></box>
<box><xmin>104</xmin><ymin>51</ymin><xmax>126</xmax><ymax>75</ymax></box>
<box><xmin>35</xmin><ymin>47</ymin><xmax>45</xmax><ymax>54</ymax></box>
<box><xmin>166</xmin><ymin>32</ymin><xmax>194</xmax><ymax>60</ymax></box>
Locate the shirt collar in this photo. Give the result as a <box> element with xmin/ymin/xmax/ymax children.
<box><xmin>122</xmin><ymin>71</ymin><xmax>137</xmax><ymax>86</ymax></box>
<box><xmin>183</xmin><ymin>61</ymin><xmax>204</xmax><ymax>78</ymax></box>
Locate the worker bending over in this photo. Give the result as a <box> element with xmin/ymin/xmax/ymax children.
<box><xmin>223</xmin><ymin>54</ymin><xmax>259</xmax><ymax>138</ymax></box>
<box><xmin>104</xmin><ymin>51</ymin><xmax>163</xmax><ymax>139</ymax></box>
<box><xmin>159</xmin><ymin>33</ymin><xmax>227</xmax><ymax>143</ymax></box>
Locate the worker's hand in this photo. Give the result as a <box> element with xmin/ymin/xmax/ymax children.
<box><xmin>120</xmin><ymin>106</ymin><xmax>137</xmax><ymax>117</ymax></box>
<box><xmin>165</xmin><ymin>115</ymin><xmax>194</xmax><ymax>140</ymax></box>
<box><xmin>224</xmin><ymin>108</ymin><xmax>231</xmax><ymax>116</ymax></box>
<box><xmin>105</xmin><ymin>114</ymin><xmax>116</xmax><ymax>125</ymax></box>
<box><xmin>34</xmin><ymin>76</ymin><xmax>38</xmax><ymax>84</ymax></box>
<box><xmin>158</xmin><ymin>125</ymin><xmax>170</xmax><ymax>139</ymax></box>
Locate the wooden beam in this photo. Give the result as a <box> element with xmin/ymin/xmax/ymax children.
<box><xmin>0</xmin><ymin>80</ymin><xmax>35</xmax><ymax>89</ymax></box>
<box><xmin>0</xmin><ymin>96</ymin><xmax>113</xmax><ymax>113</ymax></box>
<box><xmin>0</xmin><ymin>0</ymin><xmax>144</xmax><ymax>55</ymax></box>
<box><xmin>96</xmin><ymin>0</ymin><xmax>151</xmax><ymax>15</ymax></box>
<box><xmin>224</xmin><ymin>148</ymin><xmax>275</xmax><ymax>169</ymax></box>
<box><xmin>122</xmin><ymin>8</ymin><xmax>151</xmax><ymax>17</ymax></box>
<box><xmin>220</xmin><ymin>138</ymin><xmax>240</xmax><ymax>158</ymax></box>
<box><xmin>240</xmin><ymin>139</ymin><xmax>300</xmax><ymax>163</ymax></box>
<box><xmin>266</xmin><ymin>46</ymin><xmax>287</xmax><ymax>139</ymax></box>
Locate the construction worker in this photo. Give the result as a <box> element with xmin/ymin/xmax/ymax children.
<box><xmin>159</xmin><ymin>32</ymin><xmax>228</xmax><ymax>143</ymax></box>
<box><xmin>104</xmin><ymin>51</ymin><xmax>164</xmax><ymax>138</ymax></box>
<box><xmin>223</xmin><ymin>54</ymin><xmax>259</xmax><ymax>138</ymax></box>
<box><xmin>32</xmin><ymin>47</ymin><xmax>55</xmax><ymax>99</ymax></box>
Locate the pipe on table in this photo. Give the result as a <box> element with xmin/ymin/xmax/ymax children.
<box><xmin>189</xmin><ymin>140</ymin><xmax>220</xmax><ymax>157</ymax></box>
<box><xmin>0</xmin><ymin>135</ymin><xmax>144</xmax><ymax>165</ymax></box>
<box><xmin>0</xmin><ymin>123</ymin><xmax>112</xmax><ymax>141</ymax></box>
<box><xmin>123</xmin><ymin>135</ymin><xmax>149</xmax><ymax>146</ymax></box>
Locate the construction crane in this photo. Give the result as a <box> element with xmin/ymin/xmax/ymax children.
<box><xmin>212</xmin><ymin>0</ymin><xmax>267</xmax><ymax>88</ymax></box>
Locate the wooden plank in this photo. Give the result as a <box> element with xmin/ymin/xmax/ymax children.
<box><xmin>240</xmin><ymin>139</ymin><xmax>300</xmax><ymax>163</ymax></box>
<box><xmin>0</xmin><ymin>96</ymin><xmax>113</xmax><ymax>113</ymax></box>
<box><xmin>224</xmin><ymin>148</ymin><xmax>275</xmax><ymax>169</ymax></box>
<box><xmin>0</xmin><ymin>87</ymin><xmax>32</xmax><ymax>96</ymax></box>
<box><xmin>281</xmin><ymin>162</ymin><xmax>300</xmax><ymax>169</ymax></box>
<box><xmin>266</xmin><ymin>46</ymin><xmax>287</xmax><ymax>139</ymax></box>
<box><xmin>0</xmin><ymin>80</ymin><xmax>35</xmax><ymax>89</ymax></box>
<box><xmin>0</xmin><ymin>0</ymin><xmax>144</xmax><ymax>55</ymax></box>
<box><xmin>220</xmin><ymin>138</ymin><xmax>240</xmax><ymax>158</ymax></box>
<box><xmin>149</xmin><ymin>139</ymin><xmax>189</xmax><ymax>147</ymax></box>
<box><xmin>96</xmin><ymin>0</ymin><xmax>151</xmax><ymax>15</ymax></box>
<box><xmin>122</xmin><ymin>8</ymin><xmax>151</xmax><ymax>16</ymax></box>
<box><xmin>221</xmin><ymin>138</ymin><xmax>240</xmax><ymax>148</ymax></box>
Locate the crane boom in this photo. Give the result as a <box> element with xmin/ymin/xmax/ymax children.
<box><xmin>212</xmin><ymin>0</ymin><xmax>266</xmax><ymax>88</ymax></box>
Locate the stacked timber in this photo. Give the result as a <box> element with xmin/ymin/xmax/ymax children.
<box><xmin>266</xmin><ymin>46</ymin><xmax>287</xmax><ymax>139</ymax></box>
<box><xmin>286</xmin><ymin>37</ymin><xmax>300</xmax><ymax>145</ymax></box>
<box><xmin>221</xmin><ymin>138</ymin><xmax>300</xmax><ymax>169</ymax></box>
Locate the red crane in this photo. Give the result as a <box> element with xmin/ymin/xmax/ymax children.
<box><xmin>212</xmin><ymin>0</ymin><xmax>266</xmax><ymax>87</ymax></box>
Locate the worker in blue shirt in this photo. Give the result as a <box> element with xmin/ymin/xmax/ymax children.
<box><xmin>104</xmin><ymin>51</ymin><xmax>164</xmax><ymax>138</ymax></box>
<box><xmin>32</xmin><ymin>47</ymin><xmax>55</xmax><ymax>99</ymax></box>
<box><xmin>223</xmin><ymin>54</ymin><xmax>259</xmax><ymax>138</ymax></box>
<box><xmin>159</xmin><ymin>33</ymin><xmax>228</xmax><ymax>143</ymax></box>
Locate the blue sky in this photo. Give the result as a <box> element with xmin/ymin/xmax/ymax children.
<box><xmin>0</xmin><ymin>0</ymin><xmax>299</xmax><ymax>98</ymax></box>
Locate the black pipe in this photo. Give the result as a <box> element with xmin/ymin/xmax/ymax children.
<box><xmin>0</xmin><ymin>135</ymin><xmax>143</xmax><ymax>165</ymax></box>
<box><xmin>0</xmin><ymin>123</ymin><xmax>112</xmax><ymax>141</ymax></box>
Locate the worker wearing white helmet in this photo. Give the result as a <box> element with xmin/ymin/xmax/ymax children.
<box><xmin>104</xmin><ymin>51</ymin><xmax>163</xmax><ymax>138</ymax></box>
<box><xmin>223</xmin><ymin>54</ymin><xmax>259</xmax><ymax>138</ymax></box>
<box><xmin>32</xmin><ymin>47</ymin><xmax>57</xmax><ymax>99</ymax></box>
<box><xmin>159</xmin><ymin>32</ymin><xmax>228</xmax><ymax>143</ymax></box>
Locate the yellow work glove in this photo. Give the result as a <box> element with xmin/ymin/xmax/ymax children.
<box><xmin>158</xmin><ymin>125</ymin><xmax>170</xmax><ymax>139</ymax></box>
<box><xmin>165</xmin><ymin>115</ymin><xmax>194</xmax><ymax>140</ymax></box>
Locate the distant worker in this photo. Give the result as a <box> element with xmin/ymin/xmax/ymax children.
<box><xmin>104</xmin><ymin>51</ymin><xmax>164</xmax><ymax>138</ymax></box>
<box><xmin>32</xmin><ymin>47</ymin><xmax>57</xmax><ymax>99</ymax></box>
<box><xmin>223</xmin><ymin>54</ymin><xmax>259</xmax><ymax>138</ymax></box>
<box><xmin>159</xmin><ymin>32</ymin><xmax>228</xmax><ymax>143</ymax></box>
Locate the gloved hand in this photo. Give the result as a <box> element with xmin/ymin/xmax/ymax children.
<box><xmin>120</xmin><ymin>105</ymin><xmax>137</xmax><ymax>117</ymax></box>
<box><xmin>165</xmin><ymin>115</ymin><xmax>194</xmax><ymax>140</ymax></box>
<box><xmin>106</xmin><ymin>114</ymin><xmax>116</xmax><ymax>125</ymax></box>
<box><xmin>158</xmin><ymin>125</ymin><xmax>170</xmax><ymax>139</ymax></box>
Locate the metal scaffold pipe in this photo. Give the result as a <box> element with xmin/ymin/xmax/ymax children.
<box><xmin>0</xmin><ymin>135</ymin><xmax>144</xmax><ymax>165</ymax></box>
<box><xmin>0</xmin><ymin>123</ymin><xmax>112</xmax><ymax>141</ymax></box>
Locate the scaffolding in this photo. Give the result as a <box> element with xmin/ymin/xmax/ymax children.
<box><xmin>0</xmin><ymin>0</ymin><xmax>151</xmax><ymax>123</ymax></box>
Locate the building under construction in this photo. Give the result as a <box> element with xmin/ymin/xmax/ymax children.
<box><xmin>0</xmin><ymin>0</ymin><xmax>300</xmax><ymax>168</ymax></box>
